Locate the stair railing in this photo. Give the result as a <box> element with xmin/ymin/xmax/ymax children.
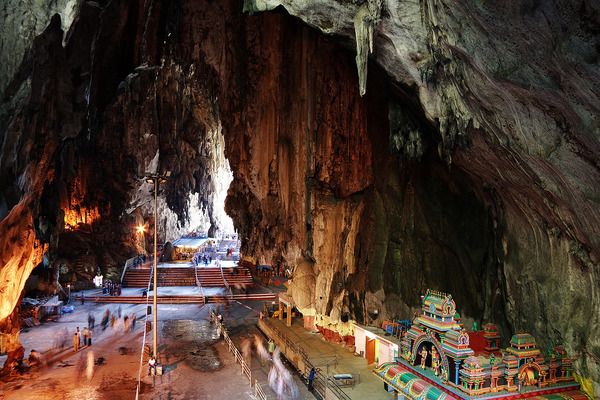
<box><xmin>218</xmin><ymin>262</ymin><xmax>233</xmax><ymax>300</ymax></box>
<box><xmin>194</xmin><ymin>265</ymin><xmax>206</xmax><ymax>305</ymax></box>
<box><xmin>120</xmin><ymin>256</ymin><xmax>138</xmax><ymax>284</ymax></box>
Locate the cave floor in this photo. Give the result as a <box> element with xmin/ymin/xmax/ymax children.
<box><xmin>0</xmin><ymin>299</ymin><xmax>313</xmax><ymax>399</ymax></box>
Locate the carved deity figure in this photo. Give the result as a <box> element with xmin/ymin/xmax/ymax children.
<box><xmin>420</xmin><ymin>346</ymin><xmax>428</xmax><ymax>369</ymax></box>
<box><xmin>431</xmin><ymin>347</ymin><xmax>440</xmax><ymax>376</ymax></box>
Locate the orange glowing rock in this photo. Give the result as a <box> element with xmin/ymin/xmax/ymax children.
<box><xmin>63</xmin><ymin>206</ymin><xmax>101</xmax><ymax>230</ymax></box>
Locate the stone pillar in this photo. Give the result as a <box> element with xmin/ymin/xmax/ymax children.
<box><xmin>278</xmin><ymin>302</ymin><xmax>283</xmax><ymax>320</ymax></box>
<box><xmin>454</xmin><ymin>359</ymin><xmax>461</xmax><ymax>385</ymax></box>
<box><xmin>286</xmin><ymin>304</ymin><xmax>292</xmax><ymax>327</ymax></box>
<box><xmin>303</xmin><ymin>315</ymin><xmax>317</xmax><ymax>331</ymax></box>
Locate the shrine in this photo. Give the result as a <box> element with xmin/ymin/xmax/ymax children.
<box><xmin>374</xmin><ymin>290</ymin><xmax>590</xmax><ymax>399</ymax></box>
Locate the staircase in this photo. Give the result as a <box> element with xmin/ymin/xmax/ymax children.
<box><xmin>122</xmin><ymin>269</ymin><xmax>151</xmax><ymax>288</ymax></box>
<box><xmin>157</xmin><ymin>267</ymin><xmax>196</xmax><ymax>286</ymax></box>
<box><xmin>122</xmin><ymin>266</ymin><xmax>253</xmax><ymax>288</ymax></box>
<box><xmin>197</xmin><ymin>266</ymin><xmax>253</xmax><ymax>287</ymax></box>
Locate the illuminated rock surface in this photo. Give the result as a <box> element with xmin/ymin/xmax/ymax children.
<box><xmin>0</xmin><ymin>0</ymin><xmax>598</xmax><ymax>394</ymax></box>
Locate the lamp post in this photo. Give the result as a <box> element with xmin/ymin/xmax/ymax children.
<box><xmin>67</xmin><ymin>284</ymin><xmax>71</xmax><ymax>304</ymax></box>
<box><xmin>136</xmin><ymin>224</ymin><xmax>146</xmax><ymax>255</ymax></box>
<box><xmin>145</xmin><ymin>171</ymin><xmax>170</xmax><ymax>361</ymax></box>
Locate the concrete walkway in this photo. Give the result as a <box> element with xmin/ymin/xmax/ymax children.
<box><xmin>260</xmin><ymin>317</ymin><xmax>394</xmax><ymax>400</ymax></box>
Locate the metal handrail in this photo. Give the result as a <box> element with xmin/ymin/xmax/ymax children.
<box><xmin>210</xmin><ymin>310</ymin><xmax>265</xmax><ymax>398</ymax></box>
<box><xmin>120</xmin><ymin>256</ymin><xmax>138</xmax><ymax>284</ymax></box>
<box><xmin>194</xmin><ymin>265</ymin><xmax>206</xmax><ymax>304</ymax></box>
<box><xmin>260</xmin><ymin>319</ymin><xmax>350</xmax><ymax>400</ymax></box>
<box><xmin>254</xmin><ymin>380</ymin><xmax>267</xmax><ymax>400</ymax></box>
<box><xmin>218</xmin><ymin>262</ymin><xmax>233</xmax><ymax>300</ymax></box>
<box><xmin>135</xmin><ymin>260</ymin><xmax>155</xmax><ymax>400</ymax></box>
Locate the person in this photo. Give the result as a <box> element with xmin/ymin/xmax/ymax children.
<box><xmin>268</xmin><ymin>338</ymin><xmax>275</xmax><ymax>355</ymax></box>
<box><xmin>142</xmin><ymin>289</ymin><xmax>147</xmax><ymax>297</ymax></box>
<box><xmin>83</xmin><ymin>327</ymin><xmax>89</xmax><ymax>347</ymax></box>
<box><xmin>132</xmin><ymin>313</ymin><xmax>137</xmax><ymax>330</ymax></box>
<box><xmin>148</xmin><ymin>356</ymin><xmax>157</xmax><ymax>376</ymax></box>
<box><xmin>87</xmin><ymin>327</ymin><xmax>93</xmax><ymax>346</ymax></box>
<box><xmin>101</xmin><ymin>309</ymin><xmax>110</xmax><ymax>330</ymax></box>
<box><xmin>88</xmin><ymin>313</ymin><xmax>95</xmax><ymax>330</ymax></box>
<box><xmin>73</xmin><ymin>330</ymin><xmax>80</xmax><ymax>352</ymax></box>
<box><xmin>28</xmin><ymin>349</ymin><xmax>42</xmax><ymax>367</ymax></box>
<box><xmin>308</xmin><ymin>367</ymin><xmax>316</xmax><ymax>391</ymax></box>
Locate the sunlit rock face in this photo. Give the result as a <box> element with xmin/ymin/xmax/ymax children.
<box><xmin>0</xmin><ymin>0</ymin><xmax>598</xmax><ymax>393</ymax></box>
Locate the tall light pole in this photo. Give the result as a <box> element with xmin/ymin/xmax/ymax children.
<box><xmin>136</xmin><ymin>224</ymin><xmax>146</xmax><ymax>254</ymax></box>
<box><xmin>145</xmin><ymin>171</ymin><xmax>170</xmax><ymax>360</ymax></box>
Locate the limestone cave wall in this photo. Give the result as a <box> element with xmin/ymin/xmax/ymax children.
<box><xmin>0</xmin><ymin>0</ymin><xmax>598</xmax><ymax>393</ymax></box>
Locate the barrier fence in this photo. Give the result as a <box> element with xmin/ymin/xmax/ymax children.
<box><xmin>211</xmin><ymin>310</ymin><xmax>268</xmax><ymax>400</ymax></box>
<box><xmin>259</xmin><ymin>318</ymin><xmax>352</xmax><ymax>400</ymax></box>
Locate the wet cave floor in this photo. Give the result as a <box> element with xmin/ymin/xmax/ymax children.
<box><xmin>0</xmin><ymin>302</ymin><xmax>256</xmax><ymax>400</ymax></box>
<box><xmin>160</xmin><ymin>319</ymin><xmax>222</xmax><ymax>372</ymax></box>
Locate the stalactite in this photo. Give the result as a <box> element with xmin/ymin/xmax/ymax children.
<box><xmin>353</xmin><ymin>0</ymin><xmax>382</xmax><ymax>96</ymax></box>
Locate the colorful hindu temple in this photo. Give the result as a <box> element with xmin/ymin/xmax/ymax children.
<box><xmin>373</xmin><ymin>290</ymin><xmax>590</xmax><ymax>399</ymax></box>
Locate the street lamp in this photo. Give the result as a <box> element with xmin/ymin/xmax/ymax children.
<box><xmin>136</xmin><ymin>224</ymin><xmax>146</xmax><ymax>254</ymax></box>
<box><xmin>66</xmin><ymin>284</ymin><xmax>71</xmax><ymax>304</ymax></box>
<box><xmin>145</xmin><ymin>171</ymin><xmax>170</xmax><ymax>361</ymax></box>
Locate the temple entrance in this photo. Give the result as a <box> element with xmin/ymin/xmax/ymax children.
<box><xmin>366</xmin><ymin>338</ymin><xmax>376</xmax><ymax>364</ymax></box>
<box><xmin>518</xmin><ymin>363</ymin><xmax>541</xmax><ymax>386</ymax></box>
<box><xmin>411</xmin><ymin>335</ymin><xmax>450</xmax><ymax>380</ymax></box>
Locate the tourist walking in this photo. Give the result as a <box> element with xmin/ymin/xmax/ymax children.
<box><xmin>308</xmin><ymin>367</ymin><xmax>316</xmax><ymax>391</ymax></box>
<box><xmin>101</xmin><ymin>309</ymin><xmax>109</xmax><ymax>330</ymax></box>
<box><xmin>82</xmin><ymin>327</ymin><xmax>89</xmax><ymax>347</ymax></box>
<box><xmin>268</xmin><ymin>338</ymin><xmax>275</xmax><ymax>354</ymax></box>
<box><xmin>87</xmin><ymin>327</ymin><xmax>92</xmax><ymax>346</ymax></box>
<box><xmin>73</xmin><ymin>329</ymin><xmax>80</xmax><ymax>352</ymax></box>
<box><xmin>148</xmin><ymin>356</ymin><xmax>157</xmax><ymax>376</ymax></box>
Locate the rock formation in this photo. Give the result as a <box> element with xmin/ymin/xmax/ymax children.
<box><xmin>0</xmin><ymin>0</ymin><xmax>598</xmax><ymax>394</ymax></box>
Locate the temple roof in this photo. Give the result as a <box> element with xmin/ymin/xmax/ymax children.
<box><xmin>421</xmin><ymin>289</ymin><xmax>457</xmax><ymax>317</ymax></box>
<box><xmin>510</xmin><ymin>333</ymin><xmax>536</xmax><ymax>346</ymax></box>
<box><xmin>373</xmin><ymin>362</ymin><xmax>459</xmax><ymax>400</ymax></box>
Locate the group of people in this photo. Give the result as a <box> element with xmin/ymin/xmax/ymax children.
<box><xmin>193</xmin><ymin>253</ymin><xmax>213</xmax><ymax>266</ymax></box>
<box><xmin>73</xmin><ymin>325</ymin><xmax>93</xmax><ymax>352</ymax></box>
<box><xmin>102</xmin><ymin>280</ymin><xmax>122</xmax><ymax>296</ymax></box>
<box><xmin>99</xmin><ymin>307</ymin><xmax>137</xmax><ymax>333</ymax></box>
<box><xmin>132</xmin><ymin>254</ymin><xmax>147</xmax><ymax>268</ymax></box>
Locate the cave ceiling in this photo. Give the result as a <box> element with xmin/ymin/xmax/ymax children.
<box><xmin>0</xmin><ymin>0</ymin><xmax>599</xmax><ymax>394</ymax></box>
